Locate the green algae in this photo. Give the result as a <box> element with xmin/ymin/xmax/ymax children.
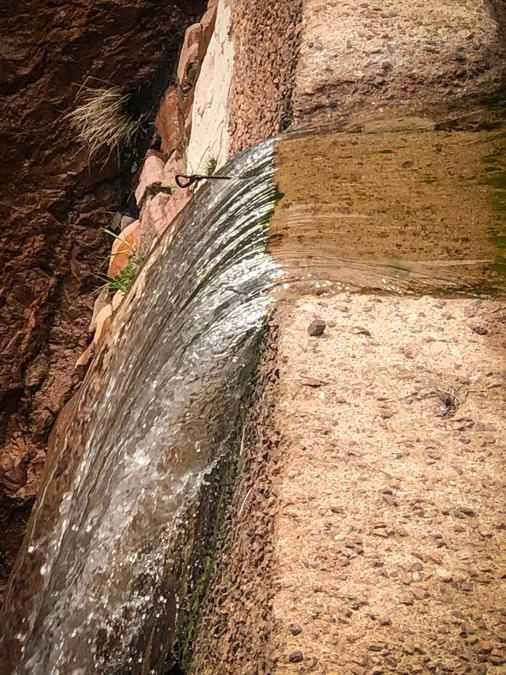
<box><xmin>480</xmin><ymin>136</ymin><xmax>506</xmax><ymax>277</ymax></box>
<box><xmin>178</xmin><ymin>316</ymin><xmax>272</xmax><ymax>672</ymax></box>
<box><xmin>480</xmin><ymin>83</ymin><xmax>506</xmax><ymax>111</ymax></box>
<box><xmin>486</xmin><ymin>173</ymin><xmax>506</xmax><ymax>191</ymax></box>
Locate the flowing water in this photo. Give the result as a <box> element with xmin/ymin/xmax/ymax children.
<box><xmin>1</xmin><ymin>141</ymin><xmax>281</xmax><ymax>674</ymax></box>
<box><xmin>1</xmin><ymin>122</ymin><xmax>504</xmax><ymax>674</ymax></box>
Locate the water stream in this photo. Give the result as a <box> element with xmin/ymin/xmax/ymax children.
<box><xmin>1</xmin><ymin>122</ymin><xmax>504</xmax><ymax>674</ymax></box>
<box><xmin>1</xmin><ymin>141</ymin><xmax>281</xmax><ymax>674</ymax></box>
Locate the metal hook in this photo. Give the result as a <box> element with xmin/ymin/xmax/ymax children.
<box><xmin>175</xmin><ymin>174</ymin><xmax>239</xmax><ymax>189</ymax></box>
<box><xmin>175</xmin><ymin>174</ymin><xmax>201</xmax><ymax>189</ymax></box>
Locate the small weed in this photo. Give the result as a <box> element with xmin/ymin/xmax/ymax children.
<box><xmin>96</xmin><ymin>254</ymin><xmax>144</xmax><ymax>294</ymax></box>
<box><xmin>203</xmin><ymin>155</ymin><xmax>218</xmax><ymax>176</ymax></box>
<box><xmin>104</xmin><ymin>227</ymin><xmax>123</xmax><ymax>241</ymax></box>
<box><xmin>95</xmin><ymin>229</ymin><xmax>144</xmax><ymax>294</ymax></box>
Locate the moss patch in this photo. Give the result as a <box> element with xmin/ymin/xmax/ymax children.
<box><xmin>178</xmin><ymin>317</ymin><xmax>272</xmax><ymax>672</ymax></box>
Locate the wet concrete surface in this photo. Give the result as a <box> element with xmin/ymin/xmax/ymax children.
<box><xmin>269</xmin><ymin>125</ymin><xmax>505</xmax><ymax>297</ymax></box>
<box><xmin>188</xmin><ymin>123</ymin><xmax>506</xmax><ymax>673</ymax></box>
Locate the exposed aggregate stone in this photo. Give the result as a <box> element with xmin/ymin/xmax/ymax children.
<box><xmin>190</xmin><ymin>295</ymin><xmax>505</xmax><ymax>673</ymax></box>
<box><xmin>228</xmin><ymin>0</ymin><xmax>303</xmax><ymax>156</ymax></box>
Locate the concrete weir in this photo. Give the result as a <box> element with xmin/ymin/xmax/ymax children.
<box><xmin>187</xmin><ymin>127</ymin><xmax>505</xmax><ymax>673</ymax></box>
<box><xmin>190</xmin><ymin>296</ymin><xmax>505</xmax><ymax>673</ymax></box>
<box><xmin>186</xmin><ymin>2</ymin><xmax>506</xmax><ymax>671</ymax></box>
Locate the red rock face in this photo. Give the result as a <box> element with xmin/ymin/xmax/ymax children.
<box><xmin>0</xmin><ymin>0</ymin><xmax>205</xmax><ymax>596</ymax></box>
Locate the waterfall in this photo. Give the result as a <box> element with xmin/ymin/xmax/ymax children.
<box><xmin>2</xmin><ymin>122</ymin><xmax>503</xmax><ymax>674</ymax></box>
<box><xmin>1</xmin><ymin>140</ymin><xmax>281</xmax><ymax>674</ymax></box>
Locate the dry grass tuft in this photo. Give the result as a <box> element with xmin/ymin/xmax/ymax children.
<box><xmin>64</xmin><ymin>85</ymin><xmax>142</xmax><ymax>158</ymax></box>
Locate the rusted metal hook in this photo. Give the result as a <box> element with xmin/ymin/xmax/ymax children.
<box><xmin>175</xmin><ymin>174</ymin><xmax>237</xmax><ymax>189</ymax></box>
